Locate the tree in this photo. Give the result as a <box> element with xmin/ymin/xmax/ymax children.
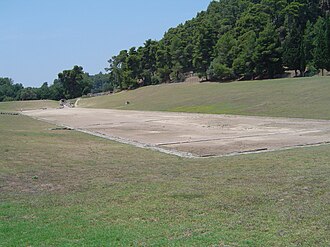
<box><xmin>326</xmin><ymin>15</ymin><xmax>330</xmax><ymax>70</ymax></box>
<box><xmin>104</xmin><ymin>0</ymin><xmax>325</xmax><ymax>84</ymax></box>
<box><xmin>89</xmin><ymin>72</ymin><xmax>112</xmax><ymax>93</ymax></box>
<box><xmin>0</xmin><ymin>77</ymin><xmax>23</xmax><ymax>102</ymax></box>
<box><xmin>0</xmin><ymin>78</ymin><xmax>15</xmax><ymax>102</ymax></box>
<box><xmin>127</xmin><ymin>47</ymin><xmax>142</xmax><ymax>81</ymax></box>
<box><xmin>232</xmin><ymin>30</ymin><xmax>257</xmax><ymax>79</ymax></box>
<box><xmin>282</xmin><ymin>23</ymin><xmax>305</xmax><ymax>76</ymax></box>
<box><xmin>49</xmin><ymin>79</ymin><xmax>65</xmax><ymax>100</ymax></box>
<box><xmin>38</xmin><ymin>82</ymin><xmax>51</xmax><ymax>99</ymax></box>
<box><xmin>106</xmin><ymin>50</ymin><xmax>128</xmax><ymax>90</ymax></box>
<box><xmin>193</xmin><ymin>21</ymin><xmax>217</xmax><ymax>79</ymax></box>
<box><xmin>215</xmin><ymin>31</ymin><xmax>237</xmax><ymax>68</ymax></box>
<box><xmin>169</xmin><ymin>36</ymin><xmax>185</xmax><ymax>82</ymax></box>
<box><xmin>261</xmin><ymin>0</ymin><xmax>287</xmax><ymax>27</ymax></box>
<box><xmin>313</xmin><ymin>17</ymin><xmax>328</xmax><ymax>75</ymax></box>
<box><xmin>19</xmin><ymin>87</ymin><xmax>38</xmax><ymax>100</ymax></box>
<box><xmin>81</xmin><ymin>73</ymin><xmax>93</xmax><ymax>95</ymax></box>
<box><xmin>303</xmin><ymin>21</ymin><xmax>315</xmax><ymax>66</ymax></box>
<box><xmin>58</xmin><ymin>65</ymin><xmax>86</xmax><ymax>99</ymax></box>
<box><xmin>156</xmin><ymin>41</ymin><xmax>171</xmax><ymax>83</ymax></box>
<box><xmin>236</xmin><ymin>4</ymin><xmax>270</xmax><ymax>35</ymax></box>
<box><xmin>207</xmin><ymin>57</ymin><xmax>233</xmax><ymax>81</ymax></box>
<box><xmin>253</xmin><ymin>22</ymin><xmax>283</xmax><ymax>79</ymax></box>
<box><xmin>141</xmin><ymin>39</ymin><xmax>158</xmax><ymax>78</ymax></box>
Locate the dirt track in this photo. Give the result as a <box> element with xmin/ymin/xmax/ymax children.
<box><xmin>23</xmin><ymin>108</ymin><xmax>330</xmax><ymax>157</ymax></box>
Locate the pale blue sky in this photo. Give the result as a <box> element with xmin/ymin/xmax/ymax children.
<box><xmin>0</xmin><ymin>0</ymin><xmax>211</xmax><ymax>87</ymax></box>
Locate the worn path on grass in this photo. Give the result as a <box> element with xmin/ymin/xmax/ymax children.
<box><xmin>23</xmin><ymin>108</ymin><xmax>330</xmax><ymax>157</ymax></box>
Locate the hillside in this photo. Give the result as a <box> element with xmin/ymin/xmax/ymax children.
<box><xmin>105</xmin><ymin>0</ymin><xmax>329</xmax><ymax>91</ymax></box>
<box><xmin>78</xmin><ymin>77</ymin><xmax>330</xmax><ymax>120</ymax></box>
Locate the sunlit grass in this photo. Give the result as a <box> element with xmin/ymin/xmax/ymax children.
<box><xmin>79</xmin><ymin>77</ymin><xmax>330</xmax><ymax>119</ymax></box>
<box><xmin>0</xmin><ymin>100</ymin><xmax>58</xmax><ymax>112</ymax></box>
<box><xmin>1</xmin><ymin>114</ymin><xmax>329</xmax><ymax>246</ymax></box>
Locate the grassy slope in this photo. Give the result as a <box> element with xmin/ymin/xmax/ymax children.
<box><xmin>1</xmin><ymin>115</ymin><xmax>329</xmax><ymax>246</ymax></box>
<box><xmin>79</xmin><ymin>77</ymin><xmax>330</xmax><ymax>119</ymax></box>
<box><xmin>0</xmin><ymin>100</ymin><xmax>58</xmax><ymax>112</ymax></box>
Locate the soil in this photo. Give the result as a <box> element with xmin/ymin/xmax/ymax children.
<box><xmin>23</xmin><ymin>108</ymin><xmax>330</xmax><ymax>157</ymax></box>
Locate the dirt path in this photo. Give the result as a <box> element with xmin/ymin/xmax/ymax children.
<box><xmin>23</xmin><ymin>108</ymin><xmax>330</xmax><ymax>157</ymax></box>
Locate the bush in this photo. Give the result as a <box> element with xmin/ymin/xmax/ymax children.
<box><xmin>2</xmin><ymin>96</ymin><xmax>15</xmax><ymax>102</ymax></box>
<box><xmin>305</xmin><ymin>64</ymin><xmax>319</xmax><ymax>77</ymax></box>
<box><xmin>207</xmin><ymin>58</ymin><xmax>233</xmax><ymax>81</ymax></box>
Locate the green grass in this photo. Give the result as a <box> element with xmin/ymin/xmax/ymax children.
<box><xmin>1</xmin><ymin>114</ymin><xmax>329</xmax><ymax>246</ymax></box>
<box><xmin>0</xmin><ymin>100</ymin><xmax>58</xmax><ymax>112</ymax></box>
<box><xmin>78</xmin><ymin>77</ymin><xmax>330</xmax><ymax>119</ymax></box>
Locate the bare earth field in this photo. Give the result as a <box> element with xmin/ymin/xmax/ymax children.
<box><xmin>23</xmin><ymin>108</ymin><xmax>330</xmax><ymax>157</ymax></box>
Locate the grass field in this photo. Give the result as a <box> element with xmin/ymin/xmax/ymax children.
<box><xmin>1</xmin><ymin>78</ymin><xmax>330</xmax><ymax>246</ymax></box>
<box><xmin>78</xmin><ymin>77</ymin><xmax>330</xmax><ymax>119</ymax></box>
<box><xmin>1</xmin><ymin>113</ymin><xmax>330</xmax><ymax>246</ymax></box>
<box><xmin>0</xmin><ymin>100</ymin><xmax>58</xmax><ymax>112</ymax></box>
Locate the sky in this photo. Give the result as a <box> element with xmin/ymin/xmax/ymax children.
<box><xmin>0</xmin><ymin>0</ymin><xmax>211</xmax><ymax>87</ymax></box>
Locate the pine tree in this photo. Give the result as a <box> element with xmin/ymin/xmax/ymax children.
<box><xmin>232</xmin><ymin>31</ymin><xmax>257</xmax><ymax>79</ymax></box>
<box><xmin>282</xmin><ymin>23</ymin><xmax>305</xmax><ymax>76</ymax></box>
<box><xmin>303</xmin><ymin>21</ymin><xmax>315</xmax><ymax>66</ymax></box>
<box><xmin>253</xmin><ymin>22</ymin><xmax>283</xmax><ymax>79</ymax></box>
<box><xmin>313</xmin><ymin>17</ymin><xmax>328</xmax><ymax>75</ymax></box>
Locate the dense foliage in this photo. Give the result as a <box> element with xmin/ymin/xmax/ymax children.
<box><xmin>1</xmin><ymin>0</ymin><xmax>330</xmax><ymax>101</ymax></box>
<box><xmin>0</xmin><ymin>68</ymin><xmax>112</xmax><ymax>102</ymax></box>
<box><xmin>106</xmin><ymin>0</ymin><xmax>330</xmax><ymax>89</ymax></box>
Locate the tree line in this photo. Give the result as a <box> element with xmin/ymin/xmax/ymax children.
<box><xmin>1</xmin><ymin>0</ymin><xmax>330</xmax><ymax>102</ymax></box>
<box><xmin>0</xmin><ymin>67</ymin><xmax>111</xmax><ymax>102</ymax></box>
<box><xmin>107</xmin><ymin>0</ymin><xmax>330</xmax><ymax>88</ymax></box>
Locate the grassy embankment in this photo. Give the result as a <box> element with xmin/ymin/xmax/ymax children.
<box><xmin>0</xmin><ymin>100</ymin><xmax>58</xmax><ymax>112</ymax></box>
<box><xmin>0</xmin><ymin>103</ymin><xmax>329</xmax><ymax>246</ymax></box>
<box><xmin>78</xmin><ymin>77</ymin><xmax>330</xmax><ymax>119</ymax></box>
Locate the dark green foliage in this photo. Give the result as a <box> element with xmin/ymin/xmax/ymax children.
<box><xmin>58</xmin><ymin>65</ymin><xmax>91</xmax><ymax>99</ymax></box>
<box><xmin>254</xmin><ymin>22</ymin><xmax>283</xmax><ymax>79</ymax></box>
<box><xmin>106</xmin><ymin>50</ymin><xmax>128</xmax><ymax>90</ymax></box>
<box><xmin>88</xmin><ymin>72</ymin><xmax>112</xmax><ymax>93</ymax></box>
<box><xmin>235</xmin><ymin>4</ymin><xmax>270</xmax><ymax>35</ymax></box>
<box><xmin>33</xmin><ymin>66</ymin><xmax>90</xmax><ymax>100</ymax></box>
<box><xmin>0</xmin><ymin>71</ymin><xmax>108</xmax><ymax>102</ymax></box>
<box><xmin>105</xmin><ymin>0</ymin><xmax>329</xmax><ymax>89</ymax></box>
<box><xmin>19</xmin><ymin>87</ymin><xmax>38</xmax><ymax>101</ymax></box>
<box><xmin>232</xmin><ymin>31</ymin><xmax>257</xmax><ymax>79</ymax></box>
<box><xmin>313</xmin><ymin>17</ymin><xmax>328</xmax><ymax>75</ymax></box>
<box><xmin>192</xmin><ymin>21</ymin><xmax>217</xmax><ymax>78</ymax></box>
<box><xmin>326</xmin><ymin>16</ymin><xmax>330</xmax><ymax>70</ymax></box>
<box><xmin>303</xmin><ymin>21</ymin><xmax>315</xmax><ymax>68</ymax></box>
<box><xmin>0</xmin><ymin>78</ymin><xmax>23</xmax><ymax>102</ymax></box>
<box><xmin>49</xmin><ymin>79</ymin><xmax>65</xmax><ymax>100</ymax></box>
<box><xmin>207</xmin><ymin>57</ymin><xmax>233</xmax><ymax>80</ymax></box>
<box><xmin>215</xmin><ymin>32</ymin><xmax>237</xmax><ymax>69</ymax></box>
<box><xmin>38</xmin><ymin>82</ymin><xmax>51</xmax><ymax>100</ymax></box>
<box><xmin>282</xmin><ymin>22</ymin><xmax>305</xmax><ymax>75</ymax></box>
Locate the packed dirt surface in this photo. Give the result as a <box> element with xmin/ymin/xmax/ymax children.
<box><xmin>23</xmin><ymin>108</ymin><xmax>330</xmax><ymax>157</ymax></box>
